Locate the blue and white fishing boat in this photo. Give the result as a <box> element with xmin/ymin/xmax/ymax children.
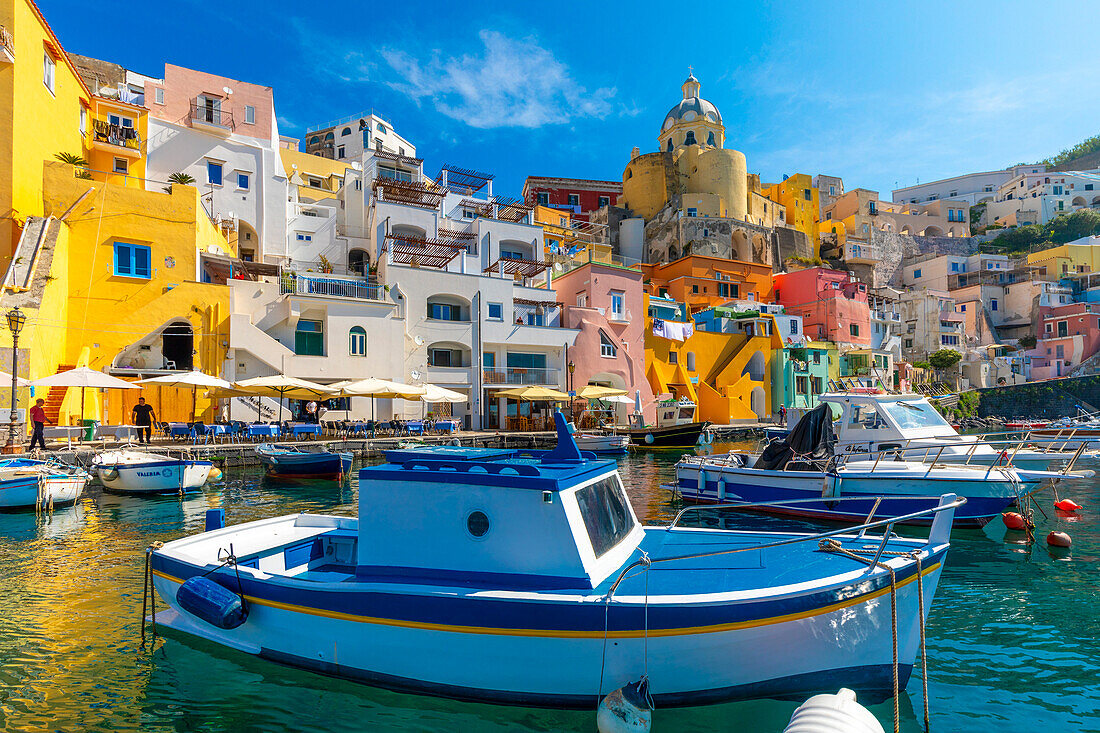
<box><xmin>256</xmin><ymin>445</ymin><xmax>352</xmax><ymax>480</ymax></box>
<box><xmin>93</xmin><ymin>449</ymin><xmax>213</xmax><ymax>494</ymax></box>
<box><xmin>0</xmin><ymin>458</ymin><xmax>90</xmax><ymax>510</ymax></box>
<box><xmin>674</xmin><ymin>404</ymin><xmax>1076</xmax><ymax>527</ymax></box>
<box><xmin>147</xmin><ymin>413</ymin><xmax>961</xmax><ymax>708</ymax></box>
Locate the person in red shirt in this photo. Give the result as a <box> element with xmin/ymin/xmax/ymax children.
<box><xmin>29</xmin><ymin>398</ymin><xmax>50</xmax><ymax>451</ymax></box>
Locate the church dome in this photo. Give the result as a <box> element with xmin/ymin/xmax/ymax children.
<box><xmin>661</xmin><ymin>73</ymin><xmax>722</xmax><ymax>131</ymax></box>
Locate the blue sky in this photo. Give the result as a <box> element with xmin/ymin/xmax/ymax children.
<box><xmin>45</xmin><ymin>0</ymin><xmax>1100</xmax><ymax>199</ymax></box>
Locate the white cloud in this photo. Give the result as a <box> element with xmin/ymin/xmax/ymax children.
<box><xmin>380</xmin><ymin>30</ymin><xmax>618</xmax><ymax>129</ymax></box>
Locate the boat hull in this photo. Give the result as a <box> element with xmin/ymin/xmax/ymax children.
<box><xmin>622</xmin><ymin>422</ymin><xmax>709</xmax><ymax>449</ymax></box>
<box><xmin>258</xmin><ymin>451</ymin><xmax>353</xmax><ymax>479</ymax></box>
<box><xmin>97</xmin><ymin>459</ymin><xmax>212</xmax><ymax>494</ymax></box>
<box><xmin>150</xmin><ymin>538</ymin><xmax>944</xmax><ymax>708</ymax></box>
<box><xmin>0</xmin><ymin>474</ymin><xmax>86</xmax><ymax>510</ymax></box>
<box><xmin>675</xmin><ymin>463</ymin><xmax>1018</xmax><ymax>527</ymax></box>
<box><xmin>573</xmin><ymin>435</ymin><xmax>630</xmax><ymax>455</ymax></box>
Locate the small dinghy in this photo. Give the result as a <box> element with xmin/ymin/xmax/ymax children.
<box><xmin>149</xmin><ymin>412</ymin><xmax>962</xmax><ymax>708</ymax></box>
<box><xmin>256</xmin><ymin>444</ymin><xmax>352</xmax><ymax>480</ymax></box>
<box><xmin>0</xmin><ymin>458</ymin><xmax>90</xmax><ymax>511</ymax></box>
<box><xmin>573</xmin><ymin>432</ymin><xmax>631</xmax><ymax>455</ymax></box>
<box><xmin>93</xmin><ymin>449</ymin><xmax>212</xmax><ymax>494</ymax></box>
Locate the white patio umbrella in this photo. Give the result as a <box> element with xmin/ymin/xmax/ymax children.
<box><xmin>31</xmin><ymin>366</ymin><xmax>140</xmax><ymax>425</ymax></box>
<box><xmin>226</xmin><ymin>375</ymin><xmax>336</xmax><ymax>423</ymax></box>
<box><xmin>336</xmin><ymin>378</ymin><xmax>427</xmax><ymax>422</ymax></box>
<box><xmin>0</xmin><ymin>370</ymin><xmax>31</xmax><ymax>388</ymax></box>
<box><xmin>414</xmin><ymin>384</ymin><xmax>468</xmax><ymax>421</ymax></box>
<box><xmin>136</xmin><ymin>370</ymin><xmax>232</xmax><ymax>423</ymax></box>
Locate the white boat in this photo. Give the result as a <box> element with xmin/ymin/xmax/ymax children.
<box><xmin>93</xmin><ymin>449</ymin><xmax>213</xmax><ymax>494</ymax></box>
<box><xmin>573</xmin><ymin>433</ymin><xmax>631</xmax><ymax>455</ymax></box>
<box><xmin>147</xmin><ymin>413</ymin><xmax>962</xmax><ymax>707</ymax></box>
<box><xmin>821</xmin><ymin>391</ymin><xmax>1075</xmax><ymax>470</ymax></box>
<box><xmin>0</xmin><ymin>458</ymin><xmax>90</xmax><ymax>511</ymax></box>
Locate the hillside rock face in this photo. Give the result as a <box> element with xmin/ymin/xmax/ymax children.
<box><xmin>871</xmin><ymin>231</ymin><xmax>980</xmax><ymax>288</ymax></box>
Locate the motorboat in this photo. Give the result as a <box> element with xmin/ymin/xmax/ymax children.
<box><xmin>0</xmin><ymin>458</ymin><xmax>90</xmax><ymax>511</ymax></box>
<box><xmin>93</xmin><ymin>449</ymin><xmax>213</xmax><ymax>494</ymax></box>
<box><xmin>256</xmin><ymin>444</ymin><xmax>352</xmax><ymax>480</ymax></box>
<box><xmin>571</xmin><ymin>431</ymin><xmax>631</xmax><ymax>455</ymax></box>
<box><xmin>1030</xmin><ymin>410</ymin><xmax>1100</xmax><ymax>447</ymax></box>
<box><xmin>619</xmin><ymin>397</ymin><xmax>710</xmax><ymax>448</ymax></box>
<box><xmin>821</xmin><ymin>391</ymin><xmax>1076</xmax><ymax>470</ymax></box>
<box><xmin>674</xmin><ymin>404</ymin><xmax>1076</xmax><ymax>528</ymax></box>
<box><xmin>148</xmin><ymin>412</ymin><xmax>961</xmax><ymax>707</ymax></box>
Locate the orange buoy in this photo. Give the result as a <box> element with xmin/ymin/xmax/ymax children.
<box><xmin>1047</xmin><ymin>531</ymin><xmax>1072</xmax><ymax>548</ymax></box>
<box><xmin>1055</xmin><ymin>499</ymin><xmax>1082</xmax><ymax>512</ymax></box>
<box><xmin>1002</xmin><ymin>512</ymin><xmax>1028</xmax><ymax>530</ymax></box>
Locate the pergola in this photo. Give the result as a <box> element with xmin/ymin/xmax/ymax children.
<box><xmin>493</xmin><ymin>196</ymin><xmax>533</xmax><ymax>223</ymax></box>
<box><xmin>372</xmin><ymin>177</ymin><xmax>445</xmax><ymax>210</ymax></box>
<box><xmin>384</xmin><ymin>233</ymin><xmax>468</xmax><ymax>268</ymax></box>
<box><xmin>373</xmin><ymin>149</ymin><xmax>424</xmax><ymax>167</ymax></box>
<box><xmin>436</xmin><ymin>164</ymin><xmax>494</xmax><ymax>194</ymax></box>
<box><xmin>483</xmin><ymin>256</ymin><xmax>551</xmax><ymax>279</ymax></box>
<box><xmin>200</xmin><ymin>253</ymin><xmax>279</xmax><ymax>284</ymax></box>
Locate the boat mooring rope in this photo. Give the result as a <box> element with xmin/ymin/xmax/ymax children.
<box><xmin>597</xmin><ymin>550</ymin><xmax>652</xmax><ymax>707</ymax></box>
<box><xmin>141</xmin><ymin>541</ymin><xmax>163</xmax><ymax>648</ymax></box>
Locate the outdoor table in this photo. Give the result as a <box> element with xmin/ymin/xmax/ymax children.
<box><xmin>437</xmin><ymin>420</ymin><xmax>458</xmax><ymax>434</ymax></box>
<box><xmin>95</xmin><ymin>424</ymin><xmax>142</xmax><ymax>441</ymax></box>
<box><xmin>247</xmin><ymin>424</ymin><xmax>280</xmax><ymax>440</ymax></box>
<box><xmin>43</xmin><ymin>425</ymin><xmax>85</xmax><ymax>446</ymax></box>
<box><xmin>290</xmin><ymin>423</ymin><xmax>321</xmax><ymax>439</ymax></box>
<box><xmin>406</xmin><ymin>421</ymin><xmax>424</xmax><ymax>436</ymax></box>
<box><xmin>206</xmin><ymin>424</ymin><xmax>230</xmax><ymax>436</ymax></box>
<box><xmin>167</xmin><ymin>423</ymin><xmax>191</xmax><ymax>439</ymax></box>
<box><xmin>347</xmin><ymin>422</ymin><xmax>369</xmax><ymax>436</ymax></box>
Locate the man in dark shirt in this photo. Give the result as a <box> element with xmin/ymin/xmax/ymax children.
<box><xmin>131</xmin><ymin>397</ymin><xmax>156</xmax><ymax>444</ymax></box>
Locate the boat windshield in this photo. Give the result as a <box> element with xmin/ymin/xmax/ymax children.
<box><xmin>575</xmin><ymin>475</ymin><xmax>635</xmax><ymax>558</ymax></box>
<box><xmin>879</xmin><ymin>400</ymin><xmax>953</xmax><ymax>431</ymax></box>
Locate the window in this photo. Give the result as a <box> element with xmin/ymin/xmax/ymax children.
<box><xmin>707</xmin><ymin>131</ymin><xmax>716</xmax><ymax>146</ymax></box>
<box><xmin>429</xmin><ymin>302</ymin><xmax>463</xmax><ymax>321</ymax></box>
<box><xmin>803</xmin><ymin>189</ymin><xmax>812</xmax><ymax>201</ymax></box>
<box><xmin>340</xmin><ymin>127</ymin><xmax>352</xmax><ymax>137</ymax></box>
<box><xmin>485</xmin><ymin>302</ymin><xmax>503</xmax><ymax>321</ymax></box>
<box><xmin>868</xmin><ymin>201</ymin><xmax>877</xmax><ymax>214</ymax></box>
<box><xmin>1087</xmin><ymin>184</ymin><xmax>1095</xmax><ymax>191</ymax></box>
<box><xmin>237</xmin><ymin>172</ymin><xmax>250</xmax><ymax>190</ymax></box>
<box><xmin>79</xmin><ymin>106</ymin><xmax>87</xmax><ymax>136</ymax></box>
<box><xmin>600</xmin><ymin>331</ymin><xmax>617</xmax><ymax>358</ymax></box>
<box><xmin>610</xmin><ymin>291</ymin><xmax>625</xmax><ymax>320</ymax></box>
<box><xmin>904</xmin><ymin>338</ymin><xmax>913</xmax><ymax>348</ymax></box>
<box><xmin>812</xmin><ymin>351</ymin><xmax>821</xmax><ymax>364</ymax></box>
<box><xmin>506</xmin><ymin>352</ymin><xmax>547</xmax><ymax>369</ymax></box>
<box><xmin>374</xmin><ymin>138</ymin><xmax>383</xmax><ymax>151</ymax></box>
<box><xmin>295</xmin><ymin>320</ymin><xmax>324</xmax><ymax>356</ymax></box>
<box><xmin>686</xmin><ymin>208</ymin><xmax>697</xmax><ymax>217</ymax></box>
<box><xmin>1056</xmin><ymin>344</ymin><xmax>1064</xmax><ymax>359</ymax></box>
<box><xmin>941</xmin><ymin>335</ymin><xmax>959</xmax><ymax>345</ymax></box>
<box><xmin>598</xmin><ymin>196</ymin><xmax>610</xmax><ymax>208</ymax></box>
<box><xmin>113</xmin><ymin>242</ymin><xmax>151</xmax><ymax>278</ymax></box>
<box><xmin>429</xmin><ymin>348</ymin><xmax>462</xmax><ymax>367</ymax></box>
<box><xmin>684</xmin><ymin>131</ymin><xmax>697</xmax><ymax>145</ymax></box>
<box><xmin>462</xmin><ymin>208</ymin><xmax>476</xmax><ymax>220</ymax></box>
<box><xmin>850</xmin><ymin>324</ymin><xmax>860</xmax><ymax>337</ymax></box>
<box><xmin>568</xmin><ymin>194</ymin><xmax>580</xmax><ymax>206</ymax></box>
<box><xmin>483</xmin><ymin>352</ymin><xmax>495</xmax><ymax>368</ymax></box>
<box><xmin>862</xmin><ymin>224</ymin><xmax>869</xmax><ymax>233</ymax></box>
<box><xmin>576</xmin><ymin>293</ymin><xmax>587</xmax><ymax>308</ymax></box>
<box><xmin>796</xmin><ymin>376</ymin><xmax>809</xmax><ymax>394</ymax></box>
<box><xmin>377</xmin><ymin>124</ymin><xmax>387</xmax><ymax>135</ymax></box>
<box><xmin>849</xmin><ymin>404</ymin><xmax>882</xmax><ymax>430</ymax></box>
<box><xmin>668</xmin><ymin>351</ymin><xmax>678</xmax><ymax>365</ymax></box>
<box><xmin>244</xmin><ymin>105</ymin><xmax>255</xmax><ymax>124</ymax></box>
<box><xmin>692</xmin><ymin>284</ymin><xmax>699</xmax><ymax>294</ymax></box>
<box><xmin>349</xmin><ymin>327</ymin><xmax>366</xmax><ymax>356</ymax></box>
<box><xmin>112</xmin><ymin>157</ymin><xmax>128</xmax><ymax>175</ymax></box>
<box><xmin>337</xmin><ymin>145</ymin><xmax>345</xmax><ymax>159</ymax></box>
<box><xmin>575</xmin><ymin>476</ymin><xmax>635</xmax><ymax>558</ymax></box>
<box><xmin>295</xmin><ymin>233</ymin><xmax>312</xmax><ymax>242</ymax></box>
<box><xmin>536</xmin><ymin>192</ymin><xmax>549</xmax><ymax>206</ymax></box>
<box><xmin>913</xmin><ymin>268</ymin><xmax>922</xmax><ymax>279</ymax></box>
<box><xmin>207</xmin><ymin>161</ymin><xmax>223</xmax><ymax>186</ymax></box>
<box><xmin>991</xmin><ymin>299</ymin><xmax>998</xmax><ymax>311</ymax></box>
<box><xmin>155</xmin><ymin>87</ymin><xmax>164</xmax><ymax>105</ymax></box>
<box><xmin>1058</xmin><ymin>321</ymin><xmax>1068</xmax><ymax>337</ymax></box>
<box><xmin>43</xmin><ymin>52</ymin><xmax>55</xmax><ymax>94</ymax></box>
<box><xmin>959</xmin><ymin>304</ymin><xmax>966</xmax><ymax>312</ymax></box>
<box><xmin>790</xmin><ymin>319</ymin><xmax>799</xmax><ymax>334</ymax></box>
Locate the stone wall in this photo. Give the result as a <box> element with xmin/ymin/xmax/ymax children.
<box><xmin>976</xmin><ymin>375</ymin><xmax>1100</xmax><ymax>419</ymax></box>
<box><xmin>871</xmin><ymin>231</ymin><xmax>980</xmax><ymax>288</ymax></box>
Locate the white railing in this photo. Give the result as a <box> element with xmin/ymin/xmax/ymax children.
<box><xmin>482</xmin><ymin>367</ymin><xmax>561</xmax><ymax>385</ymax></box>
<box><xmin>280</xmin><ymin>273</ymin><xmax>383</xmax><ymax>301</ymax></box>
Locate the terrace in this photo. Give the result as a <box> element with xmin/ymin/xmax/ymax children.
<box><xmin>91</xmin><ymin>119</ymin><xmax>142</xmax><ymax>157</ymax></box>
<box><xmin>189</xmin><ymin>99</ymin><xmax>235</xmax><ymax>133</ymax></box>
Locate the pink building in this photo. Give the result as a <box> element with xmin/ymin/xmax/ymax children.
<box><xmin>553</xmin><ymin>262</ymin><xmax>655</xmax><ymax>424</ymax></box>
<box><xmin>773</xmin><ymin>268</ymin><xmax>871</xmax><ymax>347</ymax></box>
<box><xmin>144</xmin><ymin>64</ymin><xmax>277</xmax><ymax>141</ymax></box>
<box><xmin>1030</xmin><ymin>302</ymin><xmax>1100</xmax><ymax>379</ymax></box>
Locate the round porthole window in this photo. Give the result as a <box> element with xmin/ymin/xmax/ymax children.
<box><xmin>466</xmin><ymin>510</ymin><xmax>490</xmax><ymax>538</ymax></box>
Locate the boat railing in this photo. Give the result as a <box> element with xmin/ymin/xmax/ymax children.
<box><xmin>607</xmin><ymin>494</ymin><xmax>967</xmax><ymax>595</ymax></box>
<box><xmin>831</xmin><ymin>438</ymin><xmax>1088</xmax><ymax>478</ymax></box>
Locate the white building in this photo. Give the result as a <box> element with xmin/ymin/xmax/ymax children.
<box><xmin>986</xmin><ymin>170</ymin><xmax>1100</xmax><ymax>226</ymax></box>
<box><xmin>304</xmin><ymin>112</ymin><xmax>415</xmax><ymax>162</ymax></box>
<box><xmin>892</xmin><ymin>164</ymin><xmax>1045</xmax><ymax>207</ymax></box>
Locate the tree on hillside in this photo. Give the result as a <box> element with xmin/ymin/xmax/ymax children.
<box><xmin>1034</xmin><ymin>133</ymin><xmax>1100</xmax><ymax>168</ymax></box>
<box><xmin>928</xmin><ymin>349</ymin><xmax>962</xmax><ymax>371</ymax></box>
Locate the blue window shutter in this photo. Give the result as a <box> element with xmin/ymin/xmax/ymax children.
<box><xmin>134</xmin><ymin>246</ymin><xmax>151</xmax><ymax>278</ymax></box>
<box><xmin>114</xmin><ymin>243</ymin><xmax>131</xmax><ymax>276</ymax></box>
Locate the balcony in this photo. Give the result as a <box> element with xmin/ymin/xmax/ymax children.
<box><xmin>92</xmin><ymin>120</ymin><xmax>142</xmax><ymax>158</ymax></box>
<box><xmin>426</xmin><ymin>365</ymin><xmax>473</xmax><ymax>385</ymax></box>
<box><xmin>872</xmin><ymin>309</ymin><xmax>901</xmax><ymax>323</ymax></box>
<box><xmin>279</xmin><ymin>273</ymin><xmax>384</xmax><ymax>301</ymax></box>
<box><xmin>0</xmin><ymin>26</ymin><xmax>13</xmax><ymax>64</ymax></box>
<box><xmin>513</xmin><ymin>300</ymin><xmax>562</xmax><ymax>328</ymax></box>
<box><xmin>483</xmin><ymin>367</ymin><xmax>561</xmax><ymax>386</ymax></box>
<box><xmin>844</xmin><ymin>242</ymin><xmax>880</xmax><ymax>264</ymax></box>
<box><xmin>189</xmin><ymin>101</ymin><xmax>235</xmax><ymax>134</ymax></box>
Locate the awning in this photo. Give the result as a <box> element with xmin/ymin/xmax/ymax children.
<box><xmin>385</xmin><ymin>234</ymin><xmax>468</xmax><ymax>268</ymax></box>
<box><xmin>484</xmin><ymin>257</ymin><xmax>550</xmax><ymax>278</ymax></box>
<box><xmin>201</xmin><ymin>253</ymin><xmax>278</xmax><ymax>282</ymax></box>
<box><xmin>372</xmin><ymin>177</ymin><xmax>445</xmax><ymax>209</ymax></box>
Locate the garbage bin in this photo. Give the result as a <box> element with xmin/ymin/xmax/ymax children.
<box><xmin>81</xmin><ymin>419</ymin><xmax>98</xmax><ymax>441</ymax></box>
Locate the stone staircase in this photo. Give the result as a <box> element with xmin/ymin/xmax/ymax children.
<box><xmin>42</xmin><ymin>363</ymin><xmax>75</xmax><ymax>424</ymax></box>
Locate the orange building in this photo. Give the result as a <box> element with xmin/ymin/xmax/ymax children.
<box><xmin>641</xmin><ymin>255</ymin><xmax>774</xmax><ymax>314</ymax></box>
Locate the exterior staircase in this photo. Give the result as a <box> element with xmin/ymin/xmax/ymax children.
<box><xmin>42</xmin><ymin>364</ymin><xmax>75</xmax><ymax>424</ymax></box>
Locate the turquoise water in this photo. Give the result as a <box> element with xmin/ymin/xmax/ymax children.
<box><xmin>1</xmin><ymin>446</ymin><xmax>1099</xmax><ymax>731</ymax></box>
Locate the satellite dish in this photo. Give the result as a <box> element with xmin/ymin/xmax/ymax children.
<box><xmin>413</xmin><ymin>335</ymin><xmax>424</xmax><ymax>346</ymax></box>
<box><xmin>410</xmin><ymin>370</ymin><xmax>422</xmax><ymax>381</ymax></box>
<box><xmin>223</xmin><ymin>86</ymin><xmax>234</xmax><ymax>95</ymax></box>
<box><xmin>358</xmin><ymin>118</ymin><xmax>367</xmax><ymax>130</ymax></box>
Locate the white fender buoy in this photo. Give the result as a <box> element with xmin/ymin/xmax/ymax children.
<box><xmin>597</xmin><ymin>678</ymin><xmax>652</xmax><ymax>733</ymax></box>
<box><xmin>783</xmin><ymin>688</ymin><xmax>884</xmax><ymax>733</ymax></box>
<box><xmin>821</xmin><ymin>473</ymin><xmax>841</xmax><ymax>499</ymax></box>
<box><xmin>645</xmin><ymin>434</ymin><xmax>655</xmax><ymax>445</ymax></box>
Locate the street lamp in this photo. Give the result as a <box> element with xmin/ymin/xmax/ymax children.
<box><xmin>3</xmin><ymin>307</ymin><xmax>26</xmax><ymax>454</ymax></box>
<box><xmin>566</xmin><ymin>360</ymin><xmax>576</xmax><ymax>422</ymax></box>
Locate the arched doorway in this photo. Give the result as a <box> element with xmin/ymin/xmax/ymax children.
<box><xmin>750</xmin><ymin>386</ymin><xmax>766</xmax><ymax>419</ymax></box>
<box><xmin>922</xmin><ymin>225</ymin><xmax>943</xmax><ymax>237</ymax></box>
<box><xmin>349</xmin><ymin>248</ymin><xmax>370</xmax><ymax>276</ymax></box>
<box><xmin>162</xmin><ymin>321</ymin><xmax>193</xmax><ymax>371</ymax></box>
<box><xmin>731</xmin><ymin>230</ymin><xmax>750</xmax><ymax>262</ymax></box>
<box><xmin>742</xmin><ymin>350</ymin><xmax>766</xmax><ymax>381</ymax></box>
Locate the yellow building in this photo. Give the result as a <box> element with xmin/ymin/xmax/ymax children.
<box><xmin>85</xmin><ymin>94</ymin><xmax>147</xmax><ymax>186</ymax></box>
<box><xmin>644</xmin><ymin>294</ymin><xmax>780</xmax><ymax>422</ymax></box>
<box><xmin>0</xmin><ymin>0</ymin><xmax>91</xmax><ymax>259</ymax></box>
<box><xmin>281</xmin><ymin>148</ymin><xmax>352</xmax><ymax>204</ymax></box>
<box><xmin>763</xmin><ymin>173</ymin><xmax>821</xmax><ymax>245</ymax></box>
<box><xmin>1027</xmin><ymin>240</ymin><xmax>1100</xmax><ymax>280</ymax></box>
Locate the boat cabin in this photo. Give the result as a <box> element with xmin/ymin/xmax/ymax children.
<box><xmin>821</xmin><ymin>392</ymin><xmax>960</xmax><ymax>450</ymax></box>
<box><xmin>357</xmin><ymin>439</ymin><xmax>644</xmax><ymax>590</ymax></box>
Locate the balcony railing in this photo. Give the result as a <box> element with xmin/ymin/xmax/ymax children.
<box><xmin>92</xmin><ymin>120</ymin><xmax>141</xmax><ymax>151</ymax></box>
<box><xmin>483</xmin><ymin>367</ymin><xmax>561</xmax><ymax>386</ymax></box>
<box><xmin>0</xmin><ymin>26</ymin><xmax>14</xmax><ymax>62</ymax></box>
<box><xmin>513</xmin><ymin>302</ymin><xmax>561</xmax><ymax>327</ymax></box>
<box><xmin>549</xmin><ymin>248</ymin><xmax>641</xmax><ymax>273</ymax></box>
<box><xmin>190</xmin><ymin>101</ymin><xmax>235</xmax><ymax>131</ymax></box>
<box><xmin>280</xmin><ymin>273</ymin><xmax>383</xmax><ymax>301</ymax></box>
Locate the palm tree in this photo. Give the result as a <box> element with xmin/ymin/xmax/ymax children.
<box><xmin>164</xmin><ymin>171</ymin><xmax>197</xmax><ymax>193</ymax></box>
<box><xmin>55</xmin><ymin>152</ymin><xmax>92</xmax><ymax>179</ymax></box>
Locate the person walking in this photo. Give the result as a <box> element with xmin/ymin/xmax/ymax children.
<box><xmin>29</xmin><ymin>398</ymin><xmax>50</xmax><ymax>451</ymax></box>
<box><xmin>131</xmin><ymin>397</ymin><xmax>157</xmax><ymax>444</ymax></box>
